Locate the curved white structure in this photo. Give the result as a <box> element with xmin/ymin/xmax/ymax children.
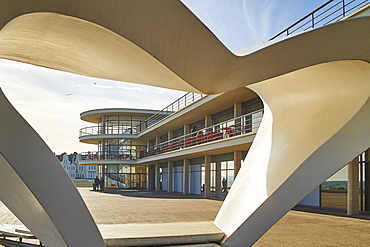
<box><xmin>215</xmin><ymin>60</ymin><xmax>370</xmax><ymax>246</ymax></box>
<box><xmin>0</xmin><ymin>1</ymin><xmax>369</xmax><ymax>246</ymax></box>
<box><xmin>0</xmin><ymin>89</ymin><xmax>105</xmax><ymax>246</ymax></box>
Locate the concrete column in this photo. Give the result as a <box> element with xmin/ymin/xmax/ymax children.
<box><xmin>155</xmin><ymin>136</ymin><xmax>159</xmax><ymax>148</ymax></box>
<box><xmin>168</xmin><ymin>130</ymin><xmax>173</xmax><ymax>140</ymax></box>
<box><xmin>347</xmin><ymin>157</ymin><xmax>359</xmax><ymax>215</ymax></box>
<box><xmin>234</xmin><ymin>102</ymin><xmax>242</xmax><ymax>117</ymax></box>
<box><xmin>234</xmin><ymin>150</ymin><xmax>242</xmax><ymax>178</ymax></box>
<box><xmin>167</xmin><ymin>161</ymin><xmax>173</xmax><ymax>193</ymax></box>
<box><xmin>155</xmin><ymin>163</ymin><xmax>160</xmax><ymax>191</ymax></box>
<box><xmin>204</xmin><ymin>155</ymin><xmax>211</xmax><ymax>198</ymax></box>
<box><xmin>215</xmin><ymin>161</ymin><xmax>221</xmax><ymax>197</ymax></box>
<box><xmin>183</xmin><ymin>159</ymin><xmax>189</xmax><ymax>195</ymax></box>
<box><xmin>205</xmin><ymin>115</ymin><xmax>212</xmax><ymax>127</ymax></box>
<box><xmin>365</xmin><ymin>149</ymin><xmax>370</xmax><ymax>211</ymax></box>
<box><xmin>184</xmin><ymin>124</ymin><xmax>190</xmax><ymax>134</ymax></box>
<box><xmin>101</xmin><ymin>165</ymin><xmax>106</xmax><ymax>188</ymax></box>
<box><xmin>146</xmin><ymin>166</ymin><xmax>150</xmax><ymax>190</ymax></box>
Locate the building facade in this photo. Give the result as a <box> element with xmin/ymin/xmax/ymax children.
<box><xmin>78</xmin><ymin>88</ymin><xmax>370</xmax><ymax>215</ymax></box>
<box><xmin>58</xmin><ymin>152</ymin><xmax>97</xmax><ymax>180</ymax></box>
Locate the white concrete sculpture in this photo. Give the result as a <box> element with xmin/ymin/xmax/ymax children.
<box><xmin>0</xmin><ymin>1</ymin><xmax>369</xmax><ymax>246</ymax></box>
<box><xmin>215</xmin><ymin>60</ymin><xmax>370</xmax><ymax>246</ymax></box>
<box><xmin>0</xmin><ymin>89</ymin><xmax>105</xmax><ymax>247</ymax></box>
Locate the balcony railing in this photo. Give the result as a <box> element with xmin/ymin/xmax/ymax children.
<box><xmin>79</xmin><ymin>148</ymin><xmax>144</xmax><ymax>161</ymax></box>
<box><xmin>80</xmin><ymin>110</ymin><xmax>263</xmax><ymax>162</ymax></box>
<box><xmin>79</xmin><ymin>120</ymin><xmax>145</xmax><ymax>137</ymax></box>
<box><xmin>138</xmin><ymin>109</ymin><xmax>263</xmax><ymax>159</ymax></box>
<box><xmin>269</xmin><ymin>0</ymin><xmax>369</xmax><ymax>40</ymax></box>
<box><xmin>141</xmin><ymin>92</ymin><xmax>205</xmax><ymax>130</ymax></box>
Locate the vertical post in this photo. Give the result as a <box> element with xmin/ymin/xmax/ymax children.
<box><xmin>234</xmin><ymin>102</ymin><xmax>242</xmax><ymax>118</ymax></box>
<box><xmin>155</xmin><ymin>163</ymin><xmax>160</xmax><ymax>191</ymax></box>
<box><xmin>347</xmin><ymin>157</ymin><xmax>359</xmax><ymax>215</ymax></box>
<box><xmin>205</xmin><ymin>115</ymin><xmax>212</xmax><ymax>128</ymax></box>
<box><xmin>215</xmin><ymin>161</ymin><xmax>222</xmax><ymax>197</ymax></box>
<box><xmin>146</xmin><ymin>166</ymin><xmax>150</xmax><ymax>190</ymax></box>
<box><xmin>183</xmin><ymin>159</ymin><xmax>189</xmax><ymax>195</ymax></box>
<box><xmin>167</xmin><ymin>161</ymin><xmax>173</xmax><ymax>193</ymax></box>
<box><xmin>365</xmin><ymin>148</ymin><xmax>370</xmax><ymax>211</ymax></box>
<box><xmin>312</xmin><ymin>13</ymin><xmax>315</xmax><ymax>29</ymax></box>
<box><xmin>234</xmin><ymin>150</ymin><xmax>242</xmax><ymax>178</ymax></box>
<box><xmin>342</xmin><ymin>0</ymin><xmax>346</xmax><ymax>16</ymax></box>
<box><xmin>204</xmin><ymin>155</ymin><xmax>211</xmax><ymax>198</ymax></box>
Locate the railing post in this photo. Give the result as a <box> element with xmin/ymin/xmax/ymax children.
<box><xmin>312</xmin><ymin>13</ymin><xmax>315</xmax><ymax>28</ymax></box>
<box><xmin>342</xmin><ymin>0</ymin><xmax>346</xmax><ymax>17</ymax></box>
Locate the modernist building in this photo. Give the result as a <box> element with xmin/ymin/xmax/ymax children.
<box><xmin>79</xmin><ymin>89</ymin><xmax>262</xmax><ymax>194</ymax></box>
<box><xmin>0</xmin><ymin>1</ymin><xmax>369</xmax><ymax>246</ymax></box>
<box><xmin>78</xmin><ymin>88</ymin><xmax>369</xmax><ymax>215</ymax></box>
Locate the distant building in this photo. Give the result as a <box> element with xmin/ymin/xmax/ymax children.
<box><xmin>57</xmin><ymin>152</ymin><xmax>97</xmax><ymax>179</ymax></box>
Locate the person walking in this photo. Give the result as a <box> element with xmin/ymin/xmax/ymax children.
<box><xmin>94</xmin><ymin>176</ymin><xmax>100</xmax><ymax>192</ymax></box>
<box><xmin>221</xmin><ymin>178</ymin><xmax>228</xmax><ymax>193</ymax></box>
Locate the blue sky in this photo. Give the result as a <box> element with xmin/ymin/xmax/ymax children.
<box><xmin>0</xmin><ymin>0</ymin><xmax>328</xmax><ymax>154</ymax></box>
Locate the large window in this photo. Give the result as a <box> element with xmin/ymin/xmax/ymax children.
<box><xmin>241</xmin><ymin>98</ymin><xmax>263</xmax><ymax>114</ymax></box>
<box><xmin>212</xmin><ymin>107</ymin><xmax>233</xmax><ymax>125</ymax></box>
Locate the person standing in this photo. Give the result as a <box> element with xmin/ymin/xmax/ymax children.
<box><xmin>100</xmin><ymin>177</ymin><xmax>105</xmax><ymax>192</ymax></box>
<box><xmin>94</xmin><ymin>176</ymin><xmax>100</xmax><ymax>192</ymax></box>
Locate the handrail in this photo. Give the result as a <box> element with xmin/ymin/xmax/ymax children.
<box><xmin>269</xmin><ymin>0</ymin><xmax>369</xmax><ymax>40</ymax></box>
<box><xmin>79</xmin><ymin>147</ymin><xmax>146</xmax><ymax>161</ymax></box>
<box><xmin>138</xmin><ymin>109</ymin><xmax>264</xmax><ymax>159</ymax></box>
<box><xmin>141</xmin><ymin>92</ymin><xmax>205</xmax><ymax>130</ymax></box>
<box><xmin>79</xmin><ymin>109</ymin><xmax>264</xmax><ymax>161</ymax></box>
<box><xmin>79</xmin><ymin>119</ymin><xmax>145</xmax><ymax>137</ymax></box>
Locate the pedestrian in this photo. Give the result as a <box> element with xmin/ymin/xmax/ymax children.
<box><xmin>222</xmin><ymin>178</ymin><xmax>228</xmax><ymax>192</ymax></box>
<box><xmin>94</xmin><ymin>176</ymin><xmax>100</xmax><ymax>192</ymax></box>
<box><xmin>92</xmin><ymin>182</ymin><xmax>96</xmax><ymax>191</ymax></box>
<box><xmin>100</xmin><ymin>177</ymin><xmax>105</xmax><ymax>192</ymax></box>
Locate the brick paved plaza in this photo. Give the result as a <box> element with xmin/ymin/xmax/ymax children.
<box><xmin>1</xmin><ymin>187</ymin><xmax>370</xmax><ymax>246</ymax></box>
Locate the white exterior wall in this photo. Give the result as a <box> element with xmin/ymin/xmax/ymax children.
<box><xmin>61</xmin><ymin>153</ymin><xmax>97</xmax><ymax>180</ymax></box>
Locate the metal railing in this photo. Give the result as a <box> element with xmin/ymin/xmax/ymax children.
<box><xmin>79</xmin><ymin>148</ymin><xmax>145</xmax><ymax>161</ymax></box>
<box><xmin>269</xmin><ymin>0</ymin><xmax>369</xmax><ymax>40</ymax></box>
<box><xmin>79</xmin><ymin>120</ymin><xmax>145</xmax><ymax>137</ymax></box>
<box><xmin>138</xmin><ymin>109</ymin><xmax>263</xmax><ymax>159</ymax></box>
<box><xmin>142</xmin><ymin>92</ymin><xmax>205</xmax><ymax>130</ymax></box>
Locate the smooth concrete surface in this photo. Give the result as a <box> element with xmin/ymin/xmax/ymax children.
<box><xmin>0</xmin><ymin>2</ymin><xmax>369</xmax><ymax>93</ymax></box>
<box><xmin>215</xmin><ymin>60</ymin><xmax>370</xmax><ymax>246</ymax></box>
<box><xmin>0</xmin><ymin>1</ymin><xmax>369</xmax><ymax>246</ymax></box>
<box><xmin>99</xmin><ymin>222</ymin><xmax>223</xmax><ymax>247</ymax></box>
<box><xmin>0</xmin><ymin>90</ymin><xmax>105</xmax><ymax>247</ymax></box>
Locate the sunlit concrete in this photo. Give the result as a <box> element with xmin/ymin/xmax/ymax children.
<box><xmin>215</xmin><ymin>60</ymin><xmax>370</xmax><ymax>246</ymax></box>
<box><xmin>0</xmin><ymin>89</ymin><xmax>105</xmax><ymax>247</ymax></box>
<box><xmin>0</xmin><ymin>1</ymin><xmax>369</xmax><ymax>246</ymax></box>
<box><xmin>0</xmin><ymin>2</ymin><xmax>369</xmax><ymax>93</ymax></box>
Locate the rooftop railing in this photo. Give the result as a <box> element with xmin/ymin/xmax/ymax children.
<box><xmin>142</xmin><ymin>92</ymin><xmax>205</xmax><ymax>130</ymax></box>
<box><xmin>138</xmin><ymin>109</ymin><xmax>263</xmax><ymax>159</ymax></box>
<box><xmin>269</xmin><ymin>0</ymin><xmax>369</xmax><ymax>40</ymax></box>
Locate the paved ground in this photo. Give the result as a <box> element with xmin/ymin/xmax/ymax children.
<box><xmin>1</xmin><ymin>187</ymin><xmax>370</xmax><ymax>246</ymax></box>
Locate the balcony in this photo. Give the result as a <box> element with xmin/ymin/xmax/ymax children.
<box><xmin>79</xmin><ymin>148</ymin><xmax>143</xmax><ymax>162</ymax></box>
<box><xmin>79</xmin><ymin>120</ymin><xmax>144</xmax><ymax>138</ymax></box>
<box><xmin>139</xmin><ymin>109</ymin><xmax>263</xmax><ymax>159</ymax></box>
<box><xmin>79</xmin><ymin>109</ymin><xmax>263</xmax><ymax>162</ymax></box>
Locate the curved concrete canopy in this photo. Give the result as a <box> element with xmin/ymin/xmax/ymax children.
<box><xmin>0</xmin><ymin>1</ymin><xmax>369</xmax><ymax>246</ymax></box>
<box><xmin>0</xmin><ymin>1</ymin><xmax>368</xmax><ymax>93</ymax></box>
